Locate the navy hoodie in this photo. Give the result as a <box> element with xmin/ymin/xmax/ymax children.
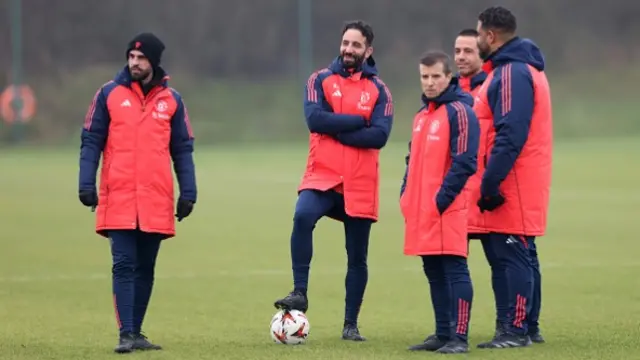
<box><xmin>480</xmin><ymin>37</ymin><xmax>546</xmax><ymax>197</ymax></box>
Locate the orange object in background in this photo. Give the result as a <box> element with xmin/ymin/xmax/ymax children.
<box><xmin>0</xmin><ymin>85</ymin><xmax>37</xmax><ymax>123</ymax></box>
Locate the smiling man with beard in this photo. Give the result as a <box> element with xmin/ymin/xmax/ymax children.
<box><xmin>273</xmin><ymin>20</ymin><xmax>394</xmax><ymax>342</ymax></box>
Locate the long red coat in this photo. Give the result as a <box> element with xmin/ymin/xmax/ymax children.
<box><xmin>298</xmin><ymin>57</ymin><xmax>394</xmax><ymax>222</ymax></box>
<box><xmin>79</xmin><ymin>66</ymin><xmax>197</xmax><ymax>238</ymax></box>
<box><xmin>458</xmin><ymin>71</ymin><xmax>490</xmax><ymax>235</ymax></box>
<box><xmin>470</xmin><ymin>38</ymin><xmax>553</xmax><ymax>236</ymax></box>
<box><xmin>401</xmin><ymin>84</ymin><xmax>479</xmax><ymax>257</ymax></box>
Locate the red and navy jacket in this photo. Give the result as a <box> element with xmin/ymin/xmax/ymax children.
<box><xmin>479</xmin><ymin>37</ymin><xmax>545</xmax><ymax>197</ymax></box>
<box><xmin>458</xmin><ymin>71</ymin><xmax>488</xmax><ymax>96</ymax></box>
<box><xmin>79</xmin><ymin>66</ymin><xmax>197</xmax><ymax>201</ymax></box>
<box><xmin>400</xmin><ymin>78</ymin><xmax>480</xmax><ymax>208</ymax></box>
<box><xmin>303</xmin><ymin>56</ymin><xmax>393</xmax><ymax>149</ymax></box>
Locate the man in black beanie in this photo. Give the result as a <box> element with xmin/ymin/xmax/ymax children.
<box><xmin>78</xmin><ymin>32</ymin><xmax>197</xmax><ymax>353</ymax></box>
<box><xmin>126</xmin><ymin>33</ymin><xmax>166</xmax><ymax>92</ymax></box>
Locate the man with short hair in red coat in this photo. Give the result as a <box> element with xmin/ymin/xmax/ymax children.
<box><xmin>473</xmin><ymin>6</ymin><xmax>553</xmax><ymax>348</ymax></box>
<box><xmin>401</xmin><ymin>51</ymin><xmax>480</xmax><ymax>354</ymax></box>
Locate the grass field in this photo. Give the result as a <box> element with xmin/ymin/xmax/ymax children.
<box><xmin>1</xmin><ymin>138</ymin><xmax>639</xmax><ymax>359</ymax></box>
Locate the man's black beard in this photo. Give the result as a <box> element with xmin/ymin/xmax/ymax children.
<box><xmin>479</xmin><ymin>47</ymin><xmax>491</xmax><ymax>61</ymax></box>
<box><xmin>129</xmin><ymin>67</ymin><xmax>151</xmax><ymax>81</ymax></box>
<box><xmin>341</xmin><ymin>54</ymin><xmax>364</xmax><ymax>69</ymax></box>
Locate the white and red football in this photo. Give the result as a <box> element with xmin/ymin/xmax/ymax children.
<box><xmin>269</xmin><ymin>309</ymin><xmax>310</xmax><ymax>345</ymax></box>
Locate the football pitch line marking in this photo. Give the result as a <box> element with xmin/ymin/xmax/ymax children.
<box><xmin>1</xmin><ymin>262</ymin><xmax>638</xmax><ymax>283</ymax></box>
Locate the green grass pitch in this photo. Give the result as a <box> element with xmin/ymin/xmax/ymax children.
<box><xmin>1</xmin><ymin>137</ymin><xmax>638</xmax><ymax>359</ymax></box>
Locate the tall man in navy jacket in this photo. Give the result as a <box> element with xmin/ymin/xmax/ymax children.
<box><xmin>473</xmin><ymin>7</ymin><xmax>553</xmax><ymax>349</ymax></box>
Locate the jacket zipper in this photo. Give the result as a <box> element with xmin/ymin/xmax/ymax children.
<box><xmin>131</xmin><ymin>86</ymin><xmax>163</xmax><ymax>227</ymax></box>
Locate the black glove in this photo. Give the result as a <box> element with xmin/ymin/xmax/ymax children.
<box><xmin>477</xmin><ymin>193</ymin><xmax>505</xmax><ymax>212</ymax></box>
<box><xmin>175</xmin><ymin>198</ymin><xmax>194</xmax><ymax>222</ymax></box>
<box><xmin>79</xmin><ymin>189</ymin><xmax>98</xmax><ymax>211</ymax></box>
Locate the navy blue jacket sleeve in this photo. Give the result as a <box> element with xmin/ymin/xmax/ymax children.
<box><xmin>304</xmin><ymin>70</ymin><xmax>366</xmax><ymax>134</ymax></box>
<box><xmin>400</xmin><ymin>141</ymin><xmax>411</xmax><ymax>197</ymax></box>
<box><xmin>436</xmin><ymin>103</ymin><xmax>480</xmax><ymax>213</ymax></box>
<box><xmin>79</xmin><ymin>86</ymin><xmax>110</xmax><ymax>192</ymax></box>
<box><xmin>335</xmin><ymin>78</ymin><xmax>394</xmax><ymax>149</ymax></box>
<box><xmin>481</xmin><ymin>63</ymin><xmax>534</xmax><ymax>197</ymax></box>
<box><xmin>170</xmin><ymin>91</ymin><xmax>197</xmax><ymax>203</ymax></box>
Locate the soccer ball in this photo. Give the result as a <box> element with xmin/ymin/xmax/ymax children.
<box><xmin>270</xmin><ymin>309</ymin><xmax>310</xmax><ymax>345</ymax></box>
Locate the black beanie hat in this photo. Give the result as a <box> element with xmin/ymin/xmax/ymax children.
<box><xmin>126</xmin><ymin>32</ymin><xmax>165</xmax><ymax>69</ymax></box>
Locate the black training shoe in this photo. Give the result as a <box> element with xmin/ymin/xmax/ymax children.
<box><xmin>435</xmin><ymin>339</ymin><xmax>469</xmax><ymax>354</ymax></box>
<box><xmin>132</xmin><ymin>333</ymin><xmax>162</xmax><ymax>351</ymax></box>
<box><xmin>408</xmin><ymin>334</ymin><xmax>448</xmax><ymax>351</ymax></box>
<box><xmin>477</xmin><ymin>332</ymin><xmax>532</xmax><ymax>349</ymax></box>
<box><xmin>495</xmin><ymin>320</ymin><xmax>508</xmax><ymax>337</ymax></box>
<box><xmin>529</xmin><ymin>331</ymin><xmax>545</xmax><ymax>344</ymax></box>
<box><xmin>114</xmin><ymin>333</ymin><xmax>136</xmax><ymax>354</ymax></box>
<box><xmin>477</xmin><ymin>321</ymin><xmax>507</xmax><ymax>349</ymax></box>
<box><xmin>274</xmin><ymin>290</ymin><xmax>308</xmax><ymax>312</ymax></box>
<box><xmin>342</xmin><ymin>323</ymin><xmax>366</xmax><ymax>341</ymax></box>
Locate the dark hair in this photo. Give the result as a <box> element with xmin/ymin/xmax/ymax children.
<box><xmin>458</xmin><ymin>28</ymin><xmax>479</xmax><ymax>37</ymax></box>
<box><xmin>478</xmin><ymin>6</ymin><xmax>517</xmax><ymax>34</ymax></box>
<box><xmin>342</xmin><ymin>20</ymin><xmax>374</xmax><ymax>46</ymax></box>
<box><xmin>420</xmin><ymin>51</ymin><xmax>452</xmax><ymax>75</ymax></box>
